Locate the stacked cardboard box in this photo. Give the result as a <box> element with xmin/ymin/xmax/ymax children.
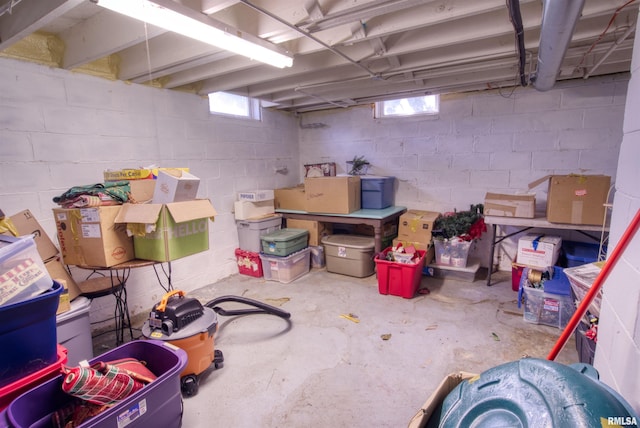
<box><xmin>274</xmin><ymin>176</ymin><xmax>362</xmax><ymax>214</ymax></box>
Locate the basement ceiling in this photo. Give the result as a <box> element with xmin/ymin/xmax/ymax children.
<box><xmin>0</xmin><ymin>0</ymin><xmax>637</xmax><ymax>113</ymax></box>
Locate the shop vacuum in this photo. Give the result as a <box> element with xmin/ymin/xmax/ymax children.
<box><xmin>142</xmin><ymin>290</ymin><xmax>291</xmax><ymax>397</ymax></box>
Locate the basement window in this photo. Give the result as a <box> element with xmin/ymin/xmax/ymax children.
<box><xmin>208</xmin><ymin>92</ymin><xmax>261</xmax><ymax>120</ymax></box>
<box><xmin>374</xmin><ymin>95</ymin><xmax>439</xmax><ymax>118</ymax></box>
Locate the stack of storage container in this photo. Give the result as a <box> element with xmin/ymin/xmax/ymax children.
<box><xmin>259</xmin><ymin>228</ymin><xmax>310</xmax><ymax>283</ymax></box>
<box><xmin>0</xmin><ymin>234</ymin><xmax>64</xmax><ymax>411</ymax></box>
<box><xmin>233</xmin><ymin>190</ymin><xmax>280</xmax><ymax>278</ymax></box>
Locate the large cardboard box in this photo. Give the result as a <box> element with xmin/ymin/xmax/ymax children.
<box><xmin>285</xmin><ymin>219</ymin><xmax>333</xmax><ymax>246</ymax></box>
<box><xmin>484</xmin><ymin>193</ymin><xmax>535</xmax><ymax>218</ymax></box>
<box><xmin>304</xmin><ymin>176</ymin><xmax>361</xmax><ymax>214</ymax></box>
<box><xmin>398</xmin><ymin>210</ymin><xmax>440</xmax><ymax>244</ymax></box>
<box><xmin>53</xmin><ymin>206</ymin><xmax>134</xmax><ymax>267</ymax></box>
<box><xmin>274</xmin><ymin>185</ymin><xmax>307</xmax><ymax>211</ymax></box>
<box><xmin>152</xmin><ymin>169</ymin><xmax>200</xmax><ymax>204</ymax></box>
<box><xmin>517</xmin><ymin>233</ymin><xmax>562</xmax><ymax>268</ymax></box>
<box><xmin>45</xmin><ymin>256</ymin><xmax>81</xmax><ymax>302</ymax></box>
<box><xmin>5</xmin><ymin>209</ymin><xmax>59</xmax><ymax>262</ymax></box>
<box><xmin>529</xmin><ymin>175</ymin><xmax>611</xmax><ymax>225</ymax></box>
<box><xmin>115</xmin><ymin>199</ymin><xmax>217</xmax><ymax>262</ymax></box>
<box><xmin>408</xmin><ymin>372</ymin><xmax>478</xmax><ymax>428</ymax></box>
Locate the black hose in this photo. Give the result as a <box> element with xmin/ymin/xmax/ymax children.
<box><xmin>204</xmin><ymin>295</ymin><xmax>291</xmax><ymax>320</ymax></box>
<box><xmin>507</xmin><ymin>0</ymin><xmax>528</xmax><ymax>87</ymax></box>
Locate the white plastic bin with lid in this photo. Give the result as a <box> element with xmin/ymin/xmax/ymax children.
<box><xmin>56</xmin><ymin>296</ymin><xmax>93</xmax><ymax>366</ymax></box>
<box><xmin>322</xmin><ymin>235</ymin><xmax>375</xmax><ymax>277</ymax></box>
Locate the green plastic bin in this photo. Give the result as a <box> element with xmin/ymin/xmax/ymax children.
<box><xmin>260</xmin><ymin>228</ymin><xmax>308</xmax><ymax>257</ymax></box>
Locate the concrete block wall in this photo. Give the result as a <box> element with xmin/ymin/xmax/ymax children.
<box><xmin>299</xmin><ymin>75</ymin><xmax>627</xmax><ymax>269</ymax></box>
<box><xmin>594</xmin><ymin>8</ymin><xmax>640</xmax><ymax>413</ymax></box>
<box><xmin>0</xmin><ymin>57</ymin><xmax>299</xmax><ymax>322</ymax></box>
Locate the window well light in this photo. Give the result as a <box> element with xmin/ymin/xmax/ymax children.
<box><xmin>93</xmin><ymin>0</ymin><xmax>293</xmax><ymax>68</ymax></box>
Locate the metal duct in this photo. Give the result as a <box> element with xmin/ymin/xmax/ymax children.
<box><xmin>533</xmin><ymin>0</ymin><xmax>586</xmax><ymax>91</ymax></box>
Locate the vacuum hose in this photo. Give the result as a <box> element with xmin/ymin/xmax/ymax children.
<box><xmin>204</xmin><ymin>295</ymin><xmax>291</xmax><ymax>319</ymax></box>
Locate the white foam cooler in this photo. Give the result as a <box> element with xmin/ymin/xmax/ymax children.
<box><xmin>56</xmin><ymin>296</ymin><xmax>93</xmax><ymax>366</ymax></box>
<box><xmin>322</xmin><ymin>235</ymin><xmax>375</xmax><ymax>277</ymax></box>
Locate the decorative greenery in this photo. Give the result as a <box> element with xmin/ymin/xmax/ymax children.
<box><xmin>433</xmin><ymin>204</ymin><xmax>486</xmax><ymax>241</ymax></box>
<box><xmin>347</xmin><ymin>155</ymin><xmax>370</xmax><ymax>175</ymax></box>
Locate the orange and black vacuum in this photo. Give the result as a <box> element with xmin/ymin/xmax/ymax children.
<box><xmin>142</xmin><ymin>290</ymin><xmax>290</xmax><ymax>396</ymax></box>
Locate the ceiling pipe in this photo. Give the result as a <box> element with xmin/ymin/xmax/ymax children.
<box><xmin>532</xmin><ymin>0</ymin><xmax>586</xmax><ymax>91</ymax></box>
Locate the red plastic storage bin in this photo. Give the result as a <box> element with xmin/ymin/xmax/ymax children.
<box><xmin>0</xmin><ymin>344</ymin><xmax>67</xmax><ymax>411</ymax></box>
<box><xmin>375</xmin><ymin>248</ymin><xmax>426</xmax><ymax>298</ymax></box>
<box><xmin>235</xmin><ymin>248</ymin><xmax>263</xmax><ymax>277</ymax></box>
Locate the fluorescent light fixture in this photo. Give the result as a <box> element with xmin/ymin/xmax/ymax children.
<box><xmin>94</xmin><ymin>0</ymin><xmax>293</xmax><ymax>68</ymax></box>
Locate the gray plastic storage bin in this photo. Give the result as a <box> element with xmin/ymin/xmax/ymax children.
<box><xmin>261</xmin><ymin>228</ymin><xmax>309</xmax><ymax>256</ymax></box>
<box><xmin>56</xmin><ymin>296</ymin><xmax>93</xmax><ymax>366</ymax></box>
<box><xmin>236</xmin><ymin>215</ymin><xmax>282</xmax><ymax>252</ymax></box>
<box><xmin>322</xmin><ymin>235</ymin><xmax>375</xmax><ymax>277</ymax></box>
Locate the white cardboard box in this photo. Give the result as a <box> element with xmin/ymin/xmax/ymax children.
<box><xmin>152</xmin><ymin>169</ymin><xmax>200</xmax><ymax>204</ymax></box>
<box><xmin>238</xmin><ymin>189</ymin><xmax>274</xmax><ymax>202</ymax></box>
<box><xmin>516</xmin><ymin>234</ymin><xmax>562</xmax><ymax>268</ymax></box>
<box><xmin>234</xmin><ymin>200</ymin><xmax>275</xmax><ymax>220</ymax></box>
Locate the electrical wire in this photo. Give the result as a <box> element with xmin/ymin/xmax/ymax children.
<box><xmin>506</xmin><ymin>0</ymin><xmax>528</xmax><ymax>87</ymax></box>
<box><xmin>576</xmin><ymin>0</ymin><xmax>638</xmax><ymax>69</ymax></box>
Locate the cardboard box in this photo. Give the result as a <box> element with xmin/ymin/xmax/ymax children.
<box><xmin>398</xmin><ymin>210</ymin><xmax>440</xmax><ymax>244</ymax></box>
<box><xmin>53</xmin><ymin>206</ymin><xmax>134</xmax><ymax>267</ymax></box>
<box><xmin>408</xmin><ymin>372</ymin><xmax>478</xmax><ymax>428</ymax></box>
<box><xmin>516</xmin><ymin>233</ymin><xmax>562</xmax><ymax>268</ymax></box>
<box><xmin>45</xmin><ymin>256</ymin><xmax>81</xmax><ymax>302</ymax></box>
<box><xmin>392</xmin><ymin>238</ymin><xmax>429</xmax><ymax>252</ymax></box>
<box><xmin>55</xmin><ymin>279</ymin><xmax>71</xmax><ymax>315</ymax></box>
<box><xmin>529</xmin><ymin>175</ymin><xmax>611</xmax><ymax>225</ymax></box>
<box><xmin>103</xmin><ymin>168</ymin><xmax>154</xmax><ymax>181</ymax></box>
<box><xmin>484</xmin><ymin>193</ymin><xmax>535</xmax><ymax>218</ymax></box>
<box><xmin>354</xmin><ymin>222</ymin><xmax>398</xmax><ymax>239</ymax></box>
<box><xmin>115</xmin><ymin>199</ymin><xmax>217</xmax><ymax>262</ymax></box>
<box><xmin>237</xmin><ymin>189</ymin><xmax>274</xmax><ymax>202</ymax></box>
<box><xmin>304</xmin><ymin>176</ymin><xmax>361</xmax><ymax>214</ymax></box>
<box><xmin>304</xmin><ymin>162</ymin><xmax>336</xmax><ymax>177</ymax></box>
<box><xmin>4</xmin><ymin>209</ymin><xmax>59</xmax><ymax>262</ymax></box>
<box><xmin>103</xmin><ymin>167</ymin><xmax>190</xmax><ymax>182</ymax></box>
<box><xmin>234</xmin><ymin>200</ymin><xmax>275</xmax><ymax>220</ymax></box>
<box><xmin>285</xmin><ymin>219</ymin><xmax>333</xmax><ymax>246</ymax></box>
<box><xmin>152</xmin><ymin>169</ymin><xmax>200</xmax><ymax>204</ymax></box>
<box><xmin>128</xmin><ymin>180</ymin><xmax>156</xmax><ymax>203</ymax></box>
<box><xmin>274</xmin><ymin>185</ymin><xmax>307</xmax><ymax>211</ymax></box>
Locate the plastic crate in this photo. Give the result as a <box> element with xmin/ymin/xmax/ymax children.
<box><xmin>575</xmin><ymin>320</ymin><xmax>597</xmax><ymax>365</ymax></box>
<box><xmin>564</xmin><ymin>262</ymin><xmax>602</xmax><ymax>317</ymax></box>
<box><xmin>374</xmin><ymin>248</ymin><xmax>426</xmax><ymax>298</ymax></box>
<box><xmin>4</xmin><ymin>340</ymin><xmax>188</xmax><ymax>428</ymax></box>
<box><xmin>322</xmin><ymin>235</ymin><xmax>375</xmax><ymax>278</ymax></box>
<box><xmin>234</xmin><ymin>248</ymin><xmax>263</xmax><ymax>277</ymax></box>
<box><xmin>259</xmin><ymin>247</ymin><xmax>311</xmax><ymax>283</ymax></box>
<box><xmin>0</xmin><ymin>344</ymin><xmax>67</xmax><ymax>412</ymax></box>
<box><xmin>56</xmin><ymin>296</ymin><xmax>93</xmax><ymax>366</ymax></box>
<box><xmin>563</xmin><ymin>241</ymin><xmax>602</xmax><ymax>267</ymax></box>
<box><xmin>260</xmin><ymin>228</ymin><xmax>308</xmax><ymax>257</ymax></box>
<box><xmin>434</xmin><ymin>238</ymin><xmax>471</xmax><ymax>268</ymax></box>
<box><xmin>518</xmin><ymin>266</ymin><xmax>574</xmax><ymax>329</ymax></box>
<box><xmin>236</xmin><ymin>215</ymin><xmax>281</xmax><ymax>253</ymax></box>
<box><xmin>0</xmin><ymin>234</ymin><xmax>54</xmax><ymax>306</ymax></box>
<box><xmin>0</xmin><ymin>281</ymin><xmax>62</xmax><ymax>389</ymax></box>
<box><xmin>360</xmin><ymin>176</ymin><xmax>395</xmax><ymax>209</ymax></box>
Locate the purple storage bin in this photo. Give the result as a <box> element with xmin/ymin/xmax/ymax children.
<box><xmin>5</xmin><ymin>340</ymin><xmax>187</xmax><ymax>428</ymax></box>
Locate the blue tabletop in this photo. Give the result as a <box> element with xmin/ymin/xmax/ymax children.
<box><xmin>276</xmin><ymin>206</ymin><xmax>407</xmax><ymax>219</ymax></box>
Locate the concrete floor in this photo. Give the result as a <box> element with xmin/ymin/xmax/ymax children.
<box><xmin>93</xmin><ymin>267</ymin><xmax>579</xmax><ymax>428</ymax></box>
